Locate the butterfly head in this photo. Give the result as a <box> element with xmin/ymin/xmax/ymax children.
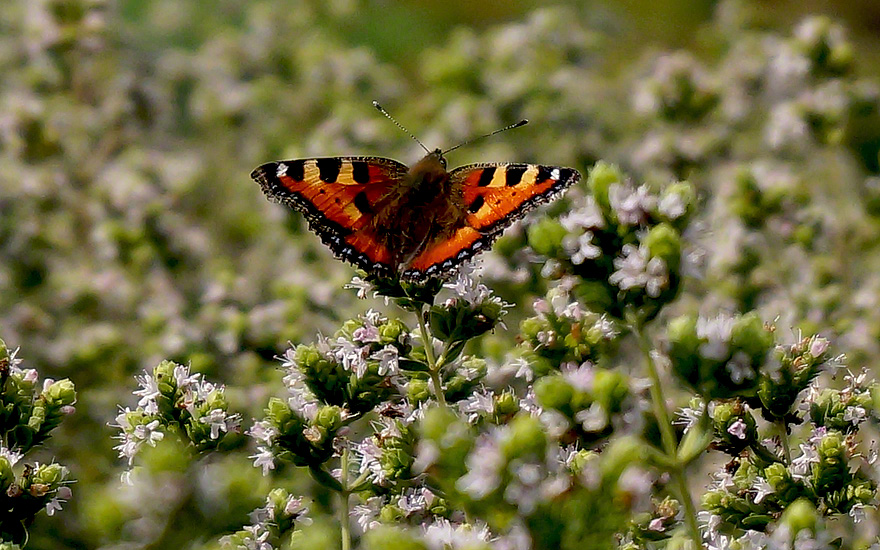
<box><xmin>429</xmin><ymin>148</ymin><xmax>447</xmax><ymax>169</ymax></box>
<box><xmin>409</xmin><ymin>148</ymin><xmax>449</xmax><ymax>177</ymax></box>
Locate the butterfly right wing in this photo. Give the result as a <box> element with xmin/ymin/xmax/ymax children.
<box><xmin>400</xmin><ymin>162</ymin><xmax>579</xmax><ymax>282</ymax></box>
<box><xmin>251</xmin><ymin>157</ymin><xmax>409</xmax><ymax>278</ymax></box>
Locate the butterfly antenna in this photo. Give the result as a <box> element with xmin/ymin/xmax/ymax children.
<box><xmin>373</xmin><ymin>101</ymin><xmax>431</xmax><ymax>154</ymax></box>
<box><xmin>442</xmin><ymin>119</ymin><xmax>529</xmax><ymax>155</ymax></box>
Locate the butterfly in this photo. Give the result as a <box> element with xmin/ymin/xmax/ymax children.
<box><xmin>251</xmin><ymin>107</ymin><xmax>580</xmax><ymax>283</ymax></box>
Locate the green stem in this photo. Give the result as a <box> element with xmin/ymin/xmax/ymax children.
<box><xmin>633</xmin><ymin>321</ymin><xmax>704</xmax><ymax>550</ymax></box>
<box><xmin>777</xmin><ymin>420</ymin><xmax>791</xmax><ymax>464</ymax></box>
<box><xmin>418</xmin><ymin>306</ymin><xmax>447</xmax><ymax>408</ymax></box>
<box><xmin>340</xmin><ymin>445</ymin><xmax>351</xmax><ymax>550</ymax></box>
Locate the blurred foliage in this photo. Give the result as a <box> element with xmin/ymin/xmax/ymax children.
<box><xmin>2</xmin><ymin>0</ymin><xmax>880</xmax><ymax>548</ymax></box>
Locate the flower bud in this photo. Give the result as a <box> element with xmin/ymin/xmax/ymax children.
<box><xmin>779</xmin><ymin>499</ymin><xmax>817</xmax><ymax>538</ymax></box>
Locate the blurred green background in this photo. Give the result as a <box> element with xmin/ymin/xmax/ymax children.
<box><xmin>2</xmin><ymin>0</ymin><xmax>880</xmax><ymax>548</ymax></box>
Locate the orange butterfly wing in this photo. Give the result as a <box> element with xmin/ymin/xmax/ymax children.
<box><xmin>401</xmin><ymin>163</ymin><xmax>580</xmax><ymax>281</ymax></box>
<box><xmin>251</xmin><ymin>157</ymin><xmax>408</xmax><ymax>278</ymax></box>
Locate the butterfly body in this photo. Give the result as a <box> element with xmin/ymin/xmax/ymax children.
<box><xmin>252</xmin><ymin>149</ymin><xmax>579</xmax><ymax>282</ymax></box>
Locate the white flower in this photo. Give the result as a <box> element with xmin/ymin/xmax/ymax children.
<box><xmin>791</xmin><ymin>443</ymin><xmax>819</xmax><ymax>480</ymax></box>
<box><xmin>609</xmin><ymin>244</ymin><xmax>669</xmax><ymax>297</ymax></box>
<box><xmin>333</xmin><ymin>337</ymin><xmax>370</xmax><ymax>378</ymax></box>
<box><xmin>352</xmin><ymin>324</ymin><xmax>380</xmax><ymax>343</ymax></box>
<box><xmin>398</xmin><ymin>488</ymin><xmax>433</xmax><ymax>515</ymax></box>
<box><xmin>849</xmin><ymin>503</ymin><xmax>868</xmax><ymax>524</ymax></box>
<box><xmin>576</xmin><ymin>403</ymin><xmax>608</xmax><ymax>432</ymax></box>
<box><xmin>356</xmin><ymin>438</ymin><xmax>385</xmax><ymax>483</ymax></box>
<box><xmin>457</xmin><ymin>431</ymin><xmax>504</xmax><ymax>499</ymax></box>
<box><xmin>200</xmin><ymin>408</ymin><xmax>239</xmax><ymax>439</ymax></box>
<box><xmin>727</xmin><ymin>418</ymin><xmax>749</xmax><ymax>440</ymax></box>
<box><xmin>345</xmin><ymin>276</ymin><xmax>372</xmax><ymax>299</ymax></box>
<box><xmin>696</xmin><ymin>314</ymin><xmax>735</xmax><ymax>360</ymax></box>
<box><xmin>726</xmin><ymin>352</ymin><xmax>756</xmax><ymax>384</ymax></box>
<box><xmin>674</xmin><ymin>406</ymin><xmax>702</xmax><ymax>433</ymax></box>
<box><xmin>250</xmin><ymin>446</ymin><xmax>276</xmax><ymax>476</ymax></box>
<box><xmin>173</xmin><ymin>364</ymin><xmax>201</xmax><ymax>392</ymax></box>
<box><xmin>284</xmin><ymin>495</ymin><xmax>310</xmax><ymax>524</ymax></box>
<box><xmin>560</xmin><ymin>198</ymin><xmax>605</xmax><ymax>231</ymax></box>
<box><xmin>133</xmin><ymin>420</ymin><xmax>163</xmax><ymax>446</ymax></box>
<box><xmin>0</xmin><ymin>446</ymin><xmax>23</xmax><ymax>466</ymax></box>
<box><xmin>659</xmin><ymin>191</ymin><xmax>687</xmax><ymax>219</ymax></box>
<box><xmin>423</xmin><ymin>518</ymin><xmax>491</xmax><ymax>550</ymax></box>
<box><xmin>370</xmin><ymin>344</ymin><xmax>399</xmax><ymax>376</ymax></box>
<box><xmin>460</xmin><ymin>389</ymin><xmax>495</xmax><ymax>423</ymax></box>
<box><xmin>562</xmin><ymin>231</ymin><xmax>601</xmax><ymax>265</ymax></box>
<box><xmin>752</xmin><ymin>476</ymin><xmax>774</xmax><ymax>504</ymax></box>
<box><xmin>46</xmin><ymin>497</ymin><xmax>63</xmax><ymax>516</ymax></box>
<box><xmin>288</xmin><ymin>391</ymin><xmax>319</xmax><ymax>422</ymax></box>
<box><xmin>443</xmin><ymin>266</ymin><xmax>508</xmax><ymax>311</ymax></box>
<box><xmin>352</xmin><ymin>496</ymin><xmax>383</xmax><ymax>533</ymax></box>
<box><xmin>609</xmin><ymin>183</ymin><xmax>656</xmax><ymax>226</ymax></box>
<box><xmin>843</xmin><ymin>405</ymin><xmax>867</xmax><ymax>426</ymax></box>
<box><xmin>248</xmin><ymin>420</ymin><xmax>278</xmax><ymax>445</ymax></box>
<box><xmin>766</xmin><ymin>102</ymin><xmax>808</xmax><ymax>149</ymax></box>
<box><xmin>133</xmin><ymin>373</ymin><xmax>160</xmax><ymax>414</ymax></box>
<box><xmin>561</xmin><ymin>362</ymin><xmax>595</xmax><ymax>392</ymax></box>
<box><xmin>809</xmin><ymin>336</ymin><xmax>830</xmax><ymax>357</ymax></box>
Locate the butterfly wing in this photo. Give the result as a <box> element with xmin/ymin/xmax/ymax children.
<box><xmin>401</xmin><ymin>163</ymin><xmax>580</xmax><ymax>282</ymax></box>
<box><xmin>251</xmin><ymin>157</ymin><xmax>409</xmax><ymax>278</ymax></box>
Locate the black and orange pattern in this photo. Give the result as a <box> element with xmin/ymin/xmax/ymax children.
<box><xmin>252</xmin><ymin>152</ymin><xmax>579</xmax><ymax>282</ymax></box>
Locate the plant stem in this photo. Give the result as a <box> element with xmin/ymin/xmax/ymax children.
<box><xmin>418</xmin><ymin>306</ymin><xmax>447</xmax><ymax>407</ymax></box>
<box><xmin>777</xmin><ymin>420</ymin><xmax>791</xmax><ymax>463</ymax></box>
<box><xmin>633</xmin><ymin>321</ymin><xmax>705</xmax><ymax>550</ymax></box>
<box><xmin>340</xmin><ymin>445</ymin><xmax>351</xmax><ymax>550</ymax></box>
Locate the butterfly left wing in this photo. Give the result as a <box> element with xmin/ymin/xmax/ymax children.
<box><xmin>251</xmin><ymin>157</ymin><xmax>409</xmax><ymax>279</ymax></box>
<box><xmin>401</xmin><ymin>163</ymin><xmax>580</xmax><ymax>281</ymax></box>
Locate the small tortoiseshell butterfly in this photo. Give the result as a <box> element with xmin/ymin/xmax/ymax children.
<box><xmin>251</xmin><ymin>103</ymin><xmax>580</xmax><ymax>283</ymax></box>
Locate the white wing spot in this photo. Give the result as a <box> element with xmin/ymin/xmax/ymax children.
<box><xmin>550</xmin><ymin>168</ymin><xmax>561</xmax><ymax>181</ymax></box>
<box><xmin>276</xmin><ymin>163</ymin><xmax>288</xmax><ymax>177</ymax></box>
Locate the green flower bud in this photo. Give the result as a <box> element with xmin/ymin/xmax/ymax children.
<box><xmin>340</xmin><ymin>319</ymin><xmax>362</xmax><ymax>339</ymax></box>
<box><xmin>295</xmin><ymin>344</ymin><xmax>324</xmax><ymax>369</ymax></box>
<box><xmin>33</xmin><ymin>463</ymin><xmax>67</xmax><ymax>486</ymax></box>
<box><xmin>592</xmin><ymin>370</ymin><xmax>628</xmax><ymax>412</ymax></box>
<box><xmin>711</xmin><ymin>401</ymin><xmax>757</xmax><ymax>452</ymax></box>
<box><xmin>42</xmin><ymin>378</ymin><xmax>76</xmax><ymax>407</ymax></box>
<box><xmin>266</xmin><ymin>397</ymin><xmax>294</xmax><ymax>426</ymax></box>
<box><xmin>587</xmin><ymin>162</ymin><xmax>623</xmax><ymax>216</ymax></box>
<box><xmin>154</xmin><ymin>360</ymin><xmax>177</xmax><ymax>387</ymax></box>
<box><xmin>527</xmin><ymin>218</ymin><xmax>568</xmax><ymax>258</ymax></box>
<box><xmin>420</xmin><ymin>406</ymin><xmax>461</xmax><ymax>442</ymax></box>
<box><xmin>813</xmin><ymin>431</ymin><xmax>850</xmax><ymax>495</ymax></box>
<box><xmin>502</xmin><ymin>414</ymin><xmax>546</xmax><ymax>459</ymax></box>
<box><xmin>659</xmin><ymin>182</ymin><xmax>696</xmax><ymax>226</ymax></box>
<box><xmin>0</xmin><ymin>456</ymin><xmax>13</xmax><ymax>489</ymax></box>
<box><xmin>362</xmin><ymin>526</ymin><xmax>428</xmax><ymax>550</ymax></box>
<box><xmin>534</xmin><ymin>375</ymin><xmax>574</xmax><ymax>412</ymax></box>
<box><xmin>779</xmin><ymin>499</ymin><xmax>817</xmax><ymax>537</ymax></box>
<box><xmin>643</xmin><ymin>223</ymin><xmax>681</xmax><ymax>272</ymax></box>
<box><xmin>600</xmin><ymin>436</ymin><xmax>642</xmax><ymax>483</ymax></box>
<box><xmin>494</xmin><ymin>391</ymin><xmax>519</xmax><ymax>418</ymax></box>
<box><xmin>407</xmin><ymin>378</ymin><xmax>431</xmax><ymax>403</ymax></box>
<box><xmin>567</xmin><ymin>449</ymin><xmax>598</xmax><ymax>475</ymax></box>
<box><xmin>379</xmin><ymin>319</ymin><xmax>408</xmax><ymax>345</ymax></box>
<box><xmin>701</xmin><ymin>490</ymin><xmax>724</xmax><ymax>511</ymax></box>
<box><xmin>764</xmin><ymin>463</ymin><xmax>788</xmax><ymax>490</ymax></box>
<box><xmin>203</xmin><ymin>388</ymin><xmax>227</xmax><ymax>411</ymax></box>
<box><xmin>313</xmin><ymin>405</ymin><xmax>342</xmax><ymax>432</ymax></box>
<box><xmin>729</xmin><ymin>313</ymin><xmax>773</xmax><ymax>360</ymax></box>
<box><xmin>667</xmin><ymin>315</ymin><xmax>701</xmax><ymax>389</ymax></box>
